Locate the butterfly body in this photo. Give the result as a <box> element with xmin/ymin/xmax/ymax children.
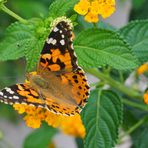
<box><xmin>0</xmin><ymin>17</ymin><xmax>90</xmax><ymax>116</ymax></box>
<box><xmin>29</xmin><ymin>71</ymin><xmax>77</xmax><ymax>106</ymax></box>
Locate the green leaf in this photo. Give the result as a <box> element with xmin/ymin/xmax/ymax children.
<box><xmin>24</xmin><ymin>124</ymin><xmax>57</xmax><ymax>148</ymax></box>
<box><xmin>119</xmin><ymin>20</ymin><xmax>148</xmax><ymax>63</ymax></box>
<box><xmin>25</xmin><ymin>38</ymin><xmax>44</xmax><ymax>72</ymax></box>
<box><xmin>48</xmin><ymin>0</ymin><xmax>78</xmax><ymax>18</ymax></box>
<box><xmin>0</xmin><ymin>22</ymin><xmax>35</xmax><ymax>61</ymax></box>
<box><xmin>130</xmin><ymin>0</ymin><xmax>148</xmax><ymax>20</ymax></box>
<box><xmin>11</xmin><ymin>0</ymin><xmax>48</xmax><ymax>18</ymax></box>
<box><xmin>132</xmin><ymin>128</ymin><xmax>148</xmax><ymax>148</ymax></box>
<box><xmin>74</xmin><ymin>29</ymin><xmax>138</xmax><ymax>70</ymax></box>
<box><xmin>81</xmin><ymin>89</ymin><xmax>123</xmax><ymax>148</ymax></box>
<box><xmin>132</xmin><ymin>0</ymin><xmax>145</xmax><ymax>9</ymax></box>
<box><xmin>75</xmin><ymin>138</ymin><xmax>84</xmax><ymax>148</ymax></box>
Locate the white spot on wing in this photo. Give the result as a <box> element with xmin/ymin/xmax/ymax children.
<box><xmin>38</xmin><ymin>105</ymin><xmax>43</xmax><ymax>108</ymax></box>
<box><xmin>13</xmin><ymin>96</ymin><xmax>19</xmax><ymax>99</ymax></box>
<box><xmin>46</xmin><ymin>38</ymin><xmax>53</xmax><ymax>44</ymax></box>
<box><xmin>62</xmin><ymin>35</ymin><xmax>64</xmax><ymax>38</ymax></box>
<box><xmin>5</xmin><ymin>88</ymin><xmax>15</xmax><ymax>94</ymax></box>
<box><xmin>53</xmin><ymin>27</ymin><xmax>59</xmax><ymax>32</ymax></box>
<box><xmin>60</xmin><ymin>39</ymin><xmax>65</xmax><ymax>45</ymax></box>
<box><xmin>71</xmin><ymin>44</ymin><xmax>74</xmax><ymax>49</ymax></box>
<box><xmin>60</xmin><ymin>30</ymin><xmax>62</xmax><ymax>33</ymax></box>
<box><xmin>29</xmin><ymin>104</ymin><xmax>35</xmax><ymax>107</ymax></box>
<box><xmin>9</xmin><ymin>91</ymin><xmax>14</xmax><ymax>94</ymax></box>
<box><xmin>0</xmin><ymin>92</ymin><xmax>3</xmax><ymax>96</ymax></box>
<box><xmin>51</xmin><ymin>39</ymin><xmax>57</xmax><ymax>45</ymax></box>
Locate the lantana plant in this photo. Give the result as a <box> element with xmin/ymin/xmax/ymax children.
<box><xmin>0</xmin><ymin>0</ymin><xmax>148</xmax><ymax>147</ymax></box>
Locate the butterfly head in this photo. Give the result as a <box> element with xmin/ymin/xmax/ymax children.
<box><xmin>50</xmin><ymin>16</ymin><xmax>73</xmax><ymax>32</ymax></box>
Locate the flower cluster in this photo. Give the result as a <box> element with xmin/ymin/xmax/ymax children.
<box><xmin>13</xmin><ymin>104</ymin><xmax>85</xmax><ymax>138</ymax></box>
<box><xmin>144</xmin><ymin>90</ymin><xmax>148</xmax><ymax>104</ymax></box>
<box><xmin>137</xmin><ymin>63</ymin><xmax>148</xmax><ymax>75</ymax></box>
<box><xmin>74</xmin><ymin>0</ymin><xmax>116</xmax><ymax>23</ymax></box>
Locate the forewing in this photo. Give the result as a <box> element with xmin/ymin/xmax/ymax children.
<box><xmin>38</xmin><ymin>20</ymin><xmax>78</xmax><ymax>74</ymax></box>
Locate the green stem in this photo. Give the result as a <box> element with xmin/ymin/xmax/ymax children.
<box><xmin>1</xmin><ymin>4</ymin><xmax>28</xmax><ymax>24</ymax></box>
<box><xmin>119</xmin><ymin>71</ymin><xmax>124</xmax><ymax>83</ymax></box>
<box><xmin>85</xmin><ymin>68</ymin><xmax>142</xmax><ymax>100</ymax></box>
<box><xmin>123</xmin><ymin>99</ymin><xmax>148</xmax><ymax>111</ymax></box>
<box><xmin>121</xmin><ymin>117</ymin><xmax>146</xmax><ymax>139</ymax></box>
<box><xmin>93</xmin><ymin>23</ymin><xmax>97</xmax><ymax>28</ymax></box>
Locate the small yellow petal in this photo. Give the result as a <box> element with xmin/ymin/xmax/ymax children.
<box><xmin>100</xmin><ymin>4</ymin><xmax>115</xmax><ymax>18</ymax></box>
<box><xmin>137</xmin><ymin>63</ymin><xmax>148</xmax><ymax>75</ymax></box>
<box><xmin>84</xmin><ymin>12</ymin><xmax>99</xmax><ymax>23</ymax></box>
<box><xmin>144</xmin><ymin>91</ymin><xmax>148</xmax><ymax>104</ymax></box>
<box><xmin>74</xmin><ymin>0</ymin><xmax>90</xmax><ymax>15</ymax></box>
<box><xmin>90</xmin><ymin>0</ymin><xmax>100</xmax><ymax>15</ymax></box>
<box><xmin>24</xmin><ymin>115</ymin><xmax>41</xmax><ymax>128</ymax></box>
<box><xmin>13</xmin><ymin>104</ymin><xmax>26</xmax><ymax>114</ymax></box>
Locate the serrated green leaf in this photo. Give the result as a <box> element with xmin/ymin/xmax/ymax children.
<box><xmin>24</xmin><ymin>124</ymin><xmax>57</xmax><ymax>148</ymax></box>
<box><xmin>25</xmin><ymin>38</ymin><xmax>44</xmax><ymax>72</ymax></box>
<box><xmin>132</xmin><ymin>128</ymin><xmax>148</xmax><ymax>148</ymax></box>
<box><xmin>48</xmin><ymin>0</ymin><xmax>78</xmax><ymax>18</ymax></box>
<box><xmin>11</xmin><ymin>0</ymin><xmax>48</xmax><ymax>18</ymax></box>
<box><xmin>119</xmin><ymin>20</ymin><xmax>148</xmax><ymax>63</ymax></box>
<box><xmin>74</xmin><ymin>29</ymin><xmax>138</xmax><ymax>70</ymax></box>
<box><xmin>81</xmin><ymin>89</ymin><xmax>123</xmax><ymax>148</ymax></box>
<box><xmin>0</xmin><ymin>22</ymin><xmax>35</xmax><ymax>61</ymax></box>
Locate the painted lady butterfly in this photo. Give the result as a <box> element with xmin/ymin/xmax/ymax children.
<box><xmin>0</xmin><ymin>17</ymin><xmax>90</xmax><ymax>116</ymax></box>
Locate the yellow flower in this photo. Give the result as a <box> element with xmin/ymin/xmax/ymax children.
<box><xmin>74</xmin><ymin>0</ymin><xmax>90</xmax><ymax>15</ymax></box>
<box><xmin>144</xmin><ymin>90</ymin><xmax>148</xmax><ymax>104</ymax></box>
<box><xmin>137</xmin><ymin>63</ymin><xmax>148</xmax><ymax>75</ymax></box>
<box><xmin>13</xmin><ymin>104</ymin><xmax>85</xmax><ymax>138</ymax></box>
<box><xmin>98</xmin><ymin>3</ymin><xmax>115</xmax><ymax>18</ymax></box>
<box><xmin>84</xmin><ymin>12</ymin><xmax>99</xmax><ymax>23</ymax></box>
<box><xmin>74</xmin><ymin>0</ymin><xmax>116</xmax><ymax>23</ymax></box>
<box><xmin>90</xmin><ymin>1</ymin><xmax>100</xmax><ymax>15</ymax></box>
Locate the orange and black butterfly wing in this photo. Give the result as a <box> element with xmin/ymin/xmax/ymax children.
<box><xmin>37</xmin><ymin>18</ymin><xmax>90</xmax><ymax>115</ymax></box>
<box><xmin>43</xmin><ymin>67</ymin><xmax>90</xmax><ymax>116</ymax></box>
<box><xmin>0</xmin><ymin>84</ymin><xmax>45</xmax><ymax>108</ymax></box>
<box><xmin>62</xmin><ymin>67</ymin><xmax>90</xmax><ymax>109</ymax></box>
<box><xmin>38</xmin><ymin>20</ymin><xmax>78</xmax><ymax>74</ymax></box>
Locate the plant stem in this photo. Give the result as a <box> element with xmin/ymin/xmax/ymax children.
<box><xmin>121</xmin><ymin>117</ymin><xmax>146</xmax><ymax>139</ymax></box>
<box><xmin>119</xmin><ymin>71</ymin><xmax>124</xmax><ymax>83</ymax></box>
<box><xmin>123</xmin><ymin>99</ymin><xmax>148</xmax><ymax>111</ymax></box>
<box><xmin>93</xmin><ymin>23</ymin><xmax>97</xmax><ymax>28</ymax></box>
<box><xmin>85</xmin><ymin>68</ymin><xmax>142</xmax><ymax>100</ymax></box>
<box><xmin>1</xmin><ymin>4</ymin><xmax>28</xmax><ymax>24</ymax></box>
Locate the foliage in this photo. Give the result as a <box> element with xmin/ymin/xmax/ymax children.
<box><xmin>119</xmin><ymin>20</ymin><xmax>148</xmax><ymax>64</ymax></box>
<box><xmin>81</xmin><ymin>90</ymin><xmax>123</xmax><ymax>148</ymax></box>
<box><xmin>24</xmin><ymin>123</ymin><xmax>57</xmax><ymax>148</ymax></box>
<box><xmin>130</xmin><ymin>0</ymin><xmax>148</xmax><ymax>20</ymax></box>
<box><xmin>0</xmin><ymin>0</ymin><xmax>148</xmax><ymax>147</ymax></box>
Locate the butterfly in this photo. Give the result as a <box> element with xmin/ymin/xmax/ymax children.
<box><xmin>0</xmin><ymin>17</ymin><xmax>90</xmax><ymax>116</ymax></box>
